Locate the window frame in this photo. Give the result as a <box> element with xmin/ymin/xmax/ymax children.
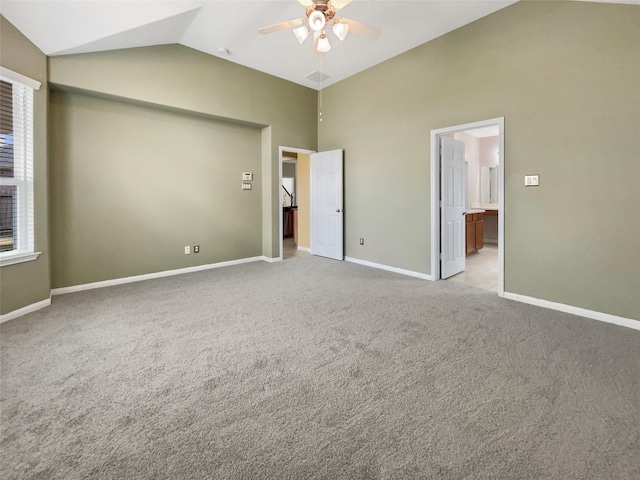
<box><xmin>0</xmin><ymin>67</ymin><xmax>41</xmax><ymax>267</ymax></box>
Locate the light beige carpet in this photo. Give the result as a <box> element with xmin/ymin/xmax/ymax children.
<box><xmin>1</xmin><ymin>256</ymin><xmax>638</xmax><ymax>479</ymax></box>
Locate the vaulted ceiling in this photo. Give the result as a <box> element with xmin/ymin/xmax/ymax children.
<box><xmin>1</xmin><ymin>1</ymin><xmax>635</xmax><ymax>90</ymax></box>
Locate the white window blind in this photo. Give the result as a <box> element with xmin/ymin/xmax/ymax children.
<box><xmin>0</xmin><ymin>74</ymin><xmax>36</xmax><ymax>262</ymax></box>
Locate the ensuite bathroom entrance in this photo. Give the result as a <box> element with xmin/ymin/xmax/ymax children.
<box><xmin>431</xmin><ymin>118</ymin><xmax>504</xmax><ymax>295</ymax></box>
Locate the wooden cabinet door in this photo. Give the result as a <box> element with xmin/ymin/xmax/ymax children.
<box><xmin>466</xmin><ymin>216</ymin><xmax>476</xmax><ymax>254</ymax></box>
<box><xmin>476</xmin><ymin>214</ymin><xmax>484</xmax><ymax>250</ymax></box>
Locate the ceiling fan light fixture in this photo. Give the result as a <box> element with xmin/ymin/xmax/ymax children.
<box><xmin>308</xmin><ymin>10</ymin><xmax>326</xmax><ymax>32</ymax></box>
<box><xmin>332</xmin><ymin>21</ymin><xmax>349</xmax><ymax>41</ymax></box>
<box><xmin>317</xmin><ymin>33</ymin><xmax>331</xmax><ymax>53</ymax></box>
<box><xmin>293</xmin><ymin>25</ymin><xmax>310</xmax><ymax>44</ymax></box>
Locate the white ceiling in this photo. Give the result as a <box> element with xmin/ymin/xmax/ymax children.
<box><xmin>1</xmin><ymin>1</ymin><xmax>637</xmax><ymax>90</ymax></box>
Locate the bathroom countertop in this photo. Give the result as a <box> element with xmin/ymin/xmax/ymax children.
<box><xmin>472</xmin><ymin>203</ymin><xmax>499</xmax><ymax>210</ymax></box>
<box><xmin>465</xmin><ymin>209</ymin><xmax>486</xmax><ymax>214</ymax></box>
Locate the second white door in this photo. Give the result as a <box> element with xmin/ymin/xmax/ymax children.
<box><xmin>440</xmin><ymin>137</ymin><xmax>466</xmax><ymax>279</ymax></box>
<box><xmin>310</xmin><ymin>149</ymin><xmax>343</xmax><ymax>260</ymax></box>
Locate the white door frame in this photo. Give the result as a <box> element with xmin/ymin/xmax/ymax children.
<box><xmin>278</xmin><ymin>146</ymin><xmax>315</xmax><ymax>261</ymax></box>
<box><xmin>430</xmin><ymin>117</ymin><xmax>505</xmax><ymax>296</ymax></box>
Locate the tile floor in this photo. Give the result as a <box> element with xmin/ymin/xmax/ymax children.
<box><xmin>446</xmin><ymin>243</ymin><xmax>499</xmax><ymax>292</ymax></box>
<box><xmin>283</xmin><ymin>237</ymin><xmax>310</xmax><ymax>260</ymax></box>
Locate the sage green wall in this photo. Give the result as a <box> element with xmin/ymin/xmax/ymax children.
<box><xmin>318</xmin><ymin>1</ymin><xmax>640</xmax><ymax>320</ymax></box>
<box><xmin>47</xmin><ymin>44</ymin><xmax>316</xmax><ymax>287</ymax></box>
<box><xmin>48</xmin><ymin>44</ymin><xmax>317</xmax><ymax>266</ymax></box>
<box><xmin>49</xmin><ymin>91</ymin><xmax>262</xmax><ymax>287</ymax></box>
<box><xmin>283</xmin><ymin>163</ymin><xmax>296</xmax><ymax>178</ymax></box>
<box><xmin>0</xmin><ymin>17</ymin><xmax>50</xmax><ymax>315</ymax></box>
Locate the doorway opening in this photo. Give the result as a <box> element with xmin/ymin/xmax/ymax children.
<box><xmin>430</xmin><ymin>118</ymin><xmax>504</xmax><ymax>296</ymax></box>
<box><xmin>278</xmin><ymin>146</ymin><xmax>314</xmax><ymax>261</ymax></box>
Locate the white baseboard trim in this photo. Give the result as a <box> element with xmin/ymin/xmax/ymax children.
<box><xmin>297</xmin><ymin>246</ymin><xmax>311</xmax><ymax>253</ymax></box>
<box><xmin>503</xmin><ymin>292</ymin><xmax>640</xmax><ymax>331</ymax></box>
<box><xmin>52</xmin><ymin>256</ymin><xmax>267</xmax><ymax>296</ymax></box>
<box><xmin>345</xmin><ymin>256</ymin><xmax>433</xmax><ymax>281</ymax></box>
<box><xmin>0</xmin><ymin>297</ymin><xmax>51</xmax><ymax>324</ymax></box>
<box><xmin>261</xmin><ymin>255</ymin><xmax>282</xmax><ymax>263</ymax></box>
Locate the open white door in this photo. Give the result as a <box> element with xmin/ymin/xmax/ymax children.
<box><xmin>440</xmin><ymin>137</ymin><xmax>466</xmax><ymax>279</ymax></box>
<box><xmin>310</xmin><ymin>149</ymin><xmax>343</xmax><ymax>260</ymax></box>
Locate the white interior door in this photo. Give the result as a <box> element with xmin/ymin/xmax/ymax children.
<box><xmin>441</xmin><ymin>137</ymin><xmax>466</xmax><ymax>279</ymax></box>
<box><xmin>311</xmin><ymin>149</ymin><xmax>343</xmax><ymax>260</ymax></box>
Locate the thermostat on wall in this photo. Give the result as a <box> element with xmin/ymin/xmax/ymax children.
<box><xmin>242</xmin><ymin>172</ymin><xmax>253</xmax><ymax>181</ymax></box>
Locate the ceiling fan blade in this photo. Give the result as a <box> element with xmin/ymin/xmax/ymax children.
<box><xmin>298</xmin><ymin>0</ymin><xmax>315</xmax><ymax>8</ymax></box>
<box><xmin>341</xmin><ymin>17</ymin><xmax>380</xmax><ymax>40</ymax></box>
<box><xmin>330</xmin><ymin>0</ymin><xmax>352</xmax><ymax>11</ymax></box>
<box><xmin>313</xmin><ymin>30</ymin><xmax>323</xmax><ymax>57</ymax></box>
<box><xmin>258</xmin><ymin>18</ymin><xmax>306</xmax><ymax>35</ymax></box>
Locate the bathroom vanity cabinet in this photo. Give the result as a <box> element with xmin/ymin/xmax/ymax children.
<box><xmin>466</xmin><ymin>212</ymin><xmax>484</xmax><ymax>255</ymax></box>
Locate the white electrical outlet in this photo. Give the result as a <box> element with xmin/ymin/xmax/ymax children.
<box><xmin>242</xmin><ymin>183</ymin><xmax>252</xmax><ymax>190</ymax></box>
<box><xmin>525</xmin><ymin>175</ymin><xmax>540</xmax><ymax>186</ymax></box>
<box><xmin>184</xmin><ymin>245</ymin><xmax>190</xmax><ymax>254</ymax></box>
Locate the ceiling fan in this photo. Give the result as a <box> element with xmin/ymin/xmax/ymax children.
<box><xmin>258</xmin><ymin>0</ymin><xmax>380</xmax><ymax>55</ymax></box>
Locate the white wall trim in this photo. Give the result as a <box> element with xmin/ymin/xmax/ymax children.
<box><xmin>0</xmin><ymin>251</ymin><xmax>41</xmax><ymax>267</ymax></box>
<box><xmin>52</xmin><ymin>256</ymin><xmax>268</xmax><ymax>296</ymax></box>
<box><xmin>261</xmin><ymin>255</ymin><xmax>282</xmax><ymax>263</ymax></box>
<box><xmin>0</xmin><ymin>296</ymin><xmax>51</xmax><ymax>324</ymax></box>
<box><xmin>430</xmin><ymin>117</ymin><xmax>505</xmax><ymax>297</ymax></box>
<box><xmin>0</xmin><ymin>67</ymin><xmax>42</xmax><ymax>90</ymax></box>
<box><xmin>503</xmin><ymin>292</ymin><xmax>640</xmax><ymax>331</ymax></box>
<box><xmin>297</xmin><ymin>246</ymin><xmax>311</xmax><ymax>253</ymax></box>
<box><xmin>345</xmin><ymin>256</ymin><xmax>433</xmax><ymax>280</ymax></box>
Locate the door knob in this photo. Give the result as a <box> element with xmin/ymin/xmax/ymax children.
<box><xmin>336</xmin><ymin>209</ymin><xmax>342</xmax><ymax>213</ymax></box>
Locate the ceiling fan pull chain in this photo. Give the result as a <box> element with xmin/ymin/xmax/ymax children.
<box><xmin>319</xmin><ymin>55</ymin><xmax>324</xmax><ymax>122</ymax></box>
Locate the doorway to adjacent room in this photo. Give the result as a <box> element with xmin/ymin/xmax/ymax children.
<box><xmin>279</xmin><ymin>146</ymin><xmax>313</xmax><ymax>261</ymax></box>
<box><xmin>278</xmin><ymin>147</ymin><xmax>344</xmax><ymax>262</ymax></box>
<box><xmin>430</xmin><ymin>118</ymin><xmax>504</xmax><ymax>295</ymax></box>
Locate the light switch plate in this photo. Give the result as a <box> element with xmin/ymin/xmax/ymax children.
<box><xmin>242</xmin><ymin>172</ymin><xmax>253</xmax><ymax>181</ymax></box>
<box><xmin>242</xmin><ymin>183</ymin><xmax>252</xmax><ymax>190</ymax></box>
<box><xmin>525</xmin><ymin>175</ymin><xmax>540</xmax><ymax>186</ymax></box>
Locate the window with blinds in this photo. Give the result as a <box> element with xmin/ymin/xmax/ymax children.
<box><xmin>0</xmin><ymin>77</ymin><xmax>35</xmax><ymax>257</ymax></box>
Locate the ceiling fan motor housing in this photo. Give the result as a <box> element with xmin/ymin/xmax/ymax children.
<box><xmin>307</xmin><ymin>0</ymin><xmax>336</xmax><ymax>22</ymax></box>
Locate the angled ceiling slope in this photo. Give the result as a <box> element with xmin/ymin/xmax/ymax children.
<box><xmin>53</xmin><ymin>8</ymin><xmax>202</xmax><ymax>56</ymax></box>
<box><xmin>1</xmin><ymin>1</ymin><xmax>638</xmax><ymax>89</ymax></box>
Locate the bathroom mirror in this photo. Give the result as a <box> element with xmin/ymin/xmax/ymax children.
<box><xmin>480</xmin><ymin>166</ymin><xmax>498</xmax><ymax>204</ymax></box>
